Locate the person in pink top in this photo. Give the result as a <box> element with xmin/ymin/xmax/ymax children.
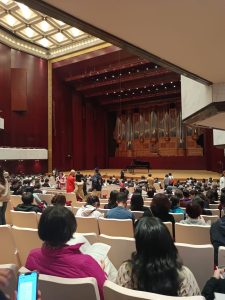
<box><xmin>25</xmin><ymin>206</ymin><xmax>106</xmax><ymax>300</ymax></box>
<box><xmin>66</xmin><ymin>169</ymin><xmax>76</xmax><ymax>193</ymax></box>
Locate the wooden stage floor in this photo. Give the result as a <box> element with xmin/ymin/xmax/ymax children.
<box><xmin>68</xmin><ymin>169</ymin><xmax>221</xmax><ymax>181</ymax></box>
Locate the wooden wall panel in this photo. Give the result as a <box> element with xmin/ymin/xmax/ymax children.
<box><xmin>11</xmin><ymin>68</ymin><xmax>27</xmax><ymax>111</ymax></box>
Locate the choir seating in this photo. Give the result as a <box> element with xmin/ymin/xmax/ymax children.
<box><xmin>98</xmin><ymin>218</ymin><xmax>134</xmax><ymax>238</ymax></box>
<box><xmin>10</xmin><ymin>210</ymin><xmax>38</xmax><ymax>229</ymax></box>
<box><xmin>11</xmin><ymin>226</ymin><xmax>42</xmax><ymax>266</ymax></box>
<box><xmin>103</xmin><ymin>280</ymin><xmax>205</xmax><ymax>300</ymax></box>
<box><xmin>0</xmin><ymin>225</ymin><xmax>20</xmax><ymax>265</ymax></box>
<box><xmin>0</xmin><ymin>264</ymin><xmax>18</xmax><ymax>299</ymax></box>
<box><xmin>76</xmin><ymin>217</ymin><xmax>100</xmax><ymax>235</ymax></box>
<box><xmin>98</xmin><ymin>234</ymin><xmax>135</xmax><ymax>269</ymax></box>
<box><xmin>175</xmin><ymin>243</ymin><xmax>214</xmax><ymax>290</ymax></box>
<box><xmin>175</xmin><ymin>224</ymin><xmax>211</xmax><ymax>244</ymax></box>
<box><xmin>218</xmin><ymin>246</ymin><xmax>225</xmax><ymax>266</ymax></box>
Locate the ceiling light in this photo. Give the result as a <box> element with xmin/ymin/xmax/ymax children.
<box><xmin>4</xmin><ymin>14</ymin><xmax>18</xmax><ymax>27</ymax></box>
<box><xmin>173</xmin><ymin>85</ymin><xmax>176</xmax><ymax>88</ymax></box>
<box><xmin>38</xmin><ymin>20</ymin><xmax>53</xmax><ymax>32</ymax></box>
<box><xmin>22</xmin><ymin>27</ymin><xmax>36</xmax><ymax>38</ymax></box>
<box><xmin>146</xmin><ymin>67</ymin><xmax>149</xmax><ymax>70</ymax></box>
<box><xmin>37</xmin><ymin>38</ymin><xmax>51</xmax><ymax>48</ymax></box>
<box><xmin>52</xmin><ymin>32</ymin><xmax>66</xmax><ymax>42</ymax></box>
<box><xmin>69</xmin><ymin>27</ymin><xmax>83</xmax><ymax>37</ymax></box>
<box><xmin>16</xmin><ymin>2</ymin><xmax>33</xmax><ymax>19</ymax></box>
<box><xmin>52</xmin><ymin>18</ymin><xmax>65</xmax><ymax>26</ymax></box>
<box><xmin>155</xmin><ymin>65</ymin><xmax>158</xmax><ymax>69</ymax></box>
<box><xmin>0</xmin><ymin>0</ymin><xmax>11</xmax><ymax>4</ymax></box>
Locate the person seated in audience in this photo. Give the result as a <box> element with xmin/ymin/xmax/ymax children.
<box><xmin>180</xmin><ymin>189</ymin><xmax>192</xmax><ymax>207</ymax></box>
<box><xmin>144</xmin><ymin>193</ymin><xmax>175</xmax><ymax>224</ymax></box>
<box><xmin>146</xmin><ymin>187</ymin><xmax>156</xmax><ymax>198</ymax></box>
<box><xmin>119</xmin><ymin>187</ymin><xmax>129</xmax><ymax>199</ymax></box>
<box><xmin>75</xmin><ymin>172</ymin><xmax>85</xmax><ymax>201</ymax></box>
<box><xmin>106</xmin><ymin>192</ymin><xmax>134</xmax><ymax>220</ymax></box>
<box><xmin>202</xmin><ymin>267</ymin><xmax>225</xmax><ymax>300</ymax></box>
<box><xmin>76</xmin><ymin>195</ymin><xmax>103</xmax><ymax>218</ymax></box>
<box><xmin>51</xmin><ymin>194</ymin><xmax>66</xmax><ymax>206</ymax></box>
<box><xmin>116</xmin><ymin>217</ymin><xmax>200</xmax><ymax>296</ymax></box>
<box><xmin>33</xmin><ymin>182</ymin><xmax>42</xmax><ymax>194</ymax></box>
<box><xmin>180</xmin><ymin>203</ymin><xmax>207</xmax><ymax>225</ymax></box>
<box><xmin>210</xmin><ymin>212</ymin><xmax>225</xmax><ymax>265</ymax></box>
<box><xmin>42</xmin><ymin>178</ymin><xmax>50</xmax><ymax>188</ymax></box>
<box><xmin>25</xmin><ymin>206</ymin><xmax>106</xmax><ymax>300</ymax></box>
<box><xmin>104</xmin><ymin>190</ymin><xmax>118</xmax><ymax>209</ymax></box>
<box><xmin>169</xmin><ymin>196</ymin><xmax>185</xmax><ymax>214</ymax></box>
<box><xmin>15</xmin><ymin>192</ymin><xmax>42</xmax><ymax>213</ymax></box>
<box><xmin>218</xmin><ymin>192</ymin><xmax>225</xmax><ymax>212</ymax></box>
<box><xmin>206</xmin><ymin>189</ymin><xmax>218</xmax><ymax>204</ymax></box>
<box><xmin>130</xmin><ymin>193</ymin><xmax>149</xmax><ymax>212</ymax></box>
<box><xmin>192</xmin><ymin>196</ymin><xmax>212</xmax><ymax>215</ymax></box>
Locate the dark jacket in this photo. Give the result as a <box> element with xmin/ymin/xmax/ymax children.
<box><xmin>202</xmin><ymin>277</ymin><xmax>225</xmax><ymax>300</ymax></box>
<box><xmin>210</xmin><ymin>216</ymin><xmax>225</xmax><ymax>265</ymax></box>
<box><xmin>15</xmin><ymin>203</ymin><xmax>42</xmax><ymax>213</ymax></box>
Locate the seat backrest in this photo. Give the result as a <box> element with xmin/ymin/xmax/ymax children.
<box><xmin>218</xmin><ymin>246</ymin><xmax>225</xmax><ymax>266</ymax></box>
<box><xmin>204</xmin><ymin>209</ymin><xmax>220</xmax><ymax>217</ymax></box>
<box><xmin>103</xmin><ymin>280</ymin><xmax>205</xmax><ymax>300</ymax></box>
<box><xmin>169</xmin><ymin>213</ymin><xmax>184</xmax><ymax>222</ymax></box>
<box><xmin>98</xmin><ymin>218</ymin><xmax>134</xmax><ymax>238</ymax></box>
<box><xmin>76</xmin><ymin>217</ymin><xmax>99</xmax><ymax>234</ymax></box>
<box><xmin>163</xmin><ymin>222</ymin><xmax>173</xmax><ymax>238</ymax></box>
<box><xmin>80</xmin><ymin>233</ymin><xmax>98</xmax><ymax>245</ymax></box>
<box><xmin>11</xmin><ymin>226</ymin><xmax>42</xmax><ymax>266</ymax></box>
<box><xmin>0</xmin><ymin>225</ymin><xmax>20</xmax><ymax>265</ymax></box>
<box><xmin>5</xmin><ymin>200</ymin><xmax>12</xmax><ymax>224</ymax></box>
<box><xmin>209</xmin><ymin>204</ymin><xmax>219</xmax><ymax>209</ymax></box>
<box><xmin>98</xmin><ymin>234</ymin><xmax>135</xmax><ymax>269</ymax></box>
<box><xmin>39</xmin><ymin>275</ymin><xmax>100</xmax><ymax>300</ymax></box>
<box><xmin>201</xmin><ymin>215</ymin><xmax>219</xmax><ymax>224</ymax></box>
<box><xmin>132</xmin><ymin>211</ymin><xmax>144</xmax><ymax>220</ymax></box>
<box><xmin>10</xmin><ymin>195</ymin><xmax>22</xmax><ymax>208</ymax></box>
<box><xmin>97</xmin><ymin>208</ymin><xmax>109</xmax><ymax>217</ymax></box>
<box><xmin>37</xmin><ymin>212</ymin><xmax>42</xmax><ymax>223</ymax></box>
<box><xmin>65</xmin><ymin>193</ymin><xmax>77</xmax><ymax>206</ymax></box>
<box><xmin>0</xmin><ymin>264</ymin><xmax>18</xmax><ymax>299</ymax></box>
<box><xmin>175</xmin><ymin>243</ymin><xmax>214</xmax><ymax>290</ymax></box>
<box><xmin>175</xmin><ymin>223</ymin><xmax>211</xmax><ymax>244</ymax></box>
<box><xmin>37</xmin><ymin>193</ymin><xmax>53</xmax><ymax>205</ymax></box>
<box><xmin>10</xmin><ymin>210</ymin><xmax>38</xmax><ymax>229</ymax></box>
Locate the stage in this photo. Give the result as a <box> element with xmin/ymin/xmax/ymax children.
<box><xmin>65</xmin><ymin>169</ymin><xmax>221</xmax><ymax>181</ymax></box>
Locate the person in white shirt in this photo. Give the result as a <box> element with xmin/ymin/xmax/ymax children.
<box><xmin>220</xmin><ymin>170</ymin><xmax>225</xmax><ymax>191</ymax></box>
<box><xmin>76</xmin><ymin>195</ymin><xmax>103</xmax><ymax>218</ymax></box>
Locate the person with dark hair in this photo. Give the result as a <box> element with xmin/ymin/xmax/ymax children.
<box><xmin>130</xmin><ymin>193</ymin><xmax>149</xmax><ymax>212</ymax></box>
<box><xmin>210</xmin><ymin>212</ymin><xmax>225</xmax><ymax>265</ymax></box>
<box><xmin>104</xmin><ymin>190</ymin><xmax>118</xmax><ymax>209</ymax></box>
<box><xmin>119</xmin><ymin>187</ymin><xmax>129</xmax><ymax>199</ymax></box>
<box><xmin>51</xmin><ymin>194</ymin><xmax>66</xmax><ymax>206</ymax></box>
<box><xmin>15</xmin><ymin>192</ymin><xmax>42</xmax><ymax>213</ymax></box>
<box><xmin>145</xmin><ymin>193</ymin><xmax>175</xmax><ymax>224</ymax></box>
<box><xmin>42</xmin><ymin>178</ymin><xmax>50</xmax><ymax>188</ymax></box>
<box><xmin>0</xmin><ymin>167</ymin><xmax>10</xmax><ymax>225</ymax></box>
<box><xmin>91</xmin><ymin>168</ymin><xmax>103</xmax><ymax>196</ymax></box>
<box><xmin>206</xmin><ymin>189</ymin><xmax>218</xmax><ymax>204</ymax></box>
<box><xmin>180</xmin><ymin>189</ymin><xmax>192</xmax><ymax>207</ymax></box>
<box><xmin>147</xmin><ymin>187</ymin><xmax>155</xmax><ymax>198</ymax></box>
<box><xmin>106</xmin><ymin>192</ymin><xmax>134</xmax><ymax>220</ymax></box>
<box><xmin>25</xmin><ymin>206</ymin><xmax>106</xmax><ymax>300</ymax></box>
<box><xmin>192</xmin><ymin>196</ymin><xmax>212</xmax><ymax>215</ymax></box>
<box><xmin>180</xmin><ymin>203</ymin><xmax>207</xmax><ymax>225</ymax></box>
<box><xmin>76</xmin><ymin>195</ymin><xmax>102</xmax><ymax>218</ymax></box>
<box><xmin>116</xmin><ymin>217</ymin><xmax>200</xmax><ymax>296</ymax></box>
<box><xmin>202</xmin><ymin>268</ymin><xmax>225</xmax><ymax>300</ymax></box>
<box><xmin>169</xmin><ymin>196</ymin><xmax>185</xmax><ymax>214</ymax></box>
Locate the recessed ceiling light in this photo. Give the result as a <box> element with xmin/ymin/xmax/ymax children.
<box><xmin>37</xmin><ymin>37</ymin><xmax>52</xmax><ymax>48</ymax></box>
<box><xmin>52</xmin><ymin>32</ymin><xmax>66</xmax><ymax>43</ymax></box>
<box><xmin>69</xmin><ymin>27</ymin><xmax>83</xmax><ymax>37</ymax></box>
<box><xmin>16</xmin><ymin>2</ymin><xmax>33</xmax><ymax>19</ymax></box>
<box><xmin>38</xmin><ymin>20</ymin><xmax>53</xmax><ymax>32</ymax></box>
<box><xmin>3</xmin><ymin>14</ymin><xmax>18</xmax><ymax>27</ymax></box>
<box><xmin>22</xmin><ymin>27</ymin><xmax>36</xmax><ymax>38</ymax></box>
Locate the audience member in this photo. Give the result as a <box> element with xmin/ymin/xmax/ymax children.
<box><xmin>147</xmin><ymin>173</ymin><xmax>154</xmax><ymax>189</ymax></box>
<box><xmin>51</xmin><ymin>194</ymin><xmax>66</xmax><ymax>206</ymax></box>
<box><xmin>169</xmin><ymin>196</ymin><xmax>185</xmax><ymax>214</ymax></box>
<box><xmin>180</xmin><ymin>203</ymin><xmax>207</xmax><ymax>225</ymax></box>
<box><xmin>26</xmin><ymin>206</ymin><xmax>106</xmax><ymax>300</ymax></box>
<box><xmin>76</xmin><ymin>195</ymin><xmax>102</xmax><ymax>218</ymax></box>
<box><xmin>15</xmin><ymin>192</ymin><xmax>42</xmax><ymax>213</ymax></box>
<box><xmin>192</xmin><ymin>196</ymin><xmax>212</xmax><ymax>215</ymax></box>
<box><xmin>106</xmin><ymin>192</ymin><xmax>134</xmax><ymax>220</ymax></box>
<box><xmin>66</xmin><ymin>170</ymin><xmax>76</xmax><ymax>193</ymax></box>
<box><xmin>42</xmin><ymin>178</ymin><xmax>50</xmax><ymax>188</ymax></box>
<box><xmin>0</xmin><ymin>167</ymin><xmax>10</xmax><ymax>225</ymax></box>
<box><xmin>202</xmin><ymin>268</ymin><xmax>225</xmax><ymax>300</ymax></box>
<box><xmin>104</xmin><ymin>190</ymin><xmax>118</xmax><ymax>209</ymax></box>
<box><xmin>210</xmin><ymin>213</ymin><xmax>225</xmax><ymax>265</ymax></box>
<box><xmin>116</xmin><ymin>217</ymin><xmax>200</xmax><ymax>296</ymax></box>
<box><xmin>180</xmin><ymin>189</ymin><xmax>192</xmax><ymax>207</ymax></box>
<box><xmin>92</xmin><ymin>168</ymin><xmax>103</xmax><ymax>195</ymax></box>
<box><xmin>219</xmin><ymin>170</ymin><xmax>225</xmax><ymax>191</ymax></box>
<box><xmin>130</xmin><ymin>193</ymin><xmax>149</xmax><ymax>212</ymax></box>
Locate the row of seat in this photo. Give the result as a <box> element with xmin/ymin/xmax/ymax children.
<box><xmin>1</xmin><ymin>264</ymin><xmax>206</xmax><ymax>300</ymax></box>
<box><xmin>2</xmin><ymin>224</ymin><xmax>225</xmax><ymax>290</ymax></box>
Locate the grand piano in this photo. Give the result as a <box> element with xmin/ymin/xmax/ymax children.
<box><xmin>126</xmin><ymin>159</ymin><xmax>151</xmax><ymax>173</ymax></box>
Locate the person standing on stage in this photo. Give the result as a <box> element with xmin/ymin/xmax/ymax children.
<box><xmin>220</xmin><ymin>170</ymin><xmax>225</xmax><ymax>191</ymax></box>
<box><xmin>66</xmin><ymin>169</ymin><xmax>76</xmax><ymax>193</ymax></box>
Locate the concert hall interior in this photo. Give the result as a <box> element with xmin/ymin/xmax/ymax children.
<box><xmin>0</xmin><ymin>0</ymin><xmax>225</xmax><ymax>176</ymax></box>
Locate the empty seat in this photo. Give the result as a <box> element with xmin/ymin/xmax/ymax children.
<box><xmin>0</xmin><ymin>225</ymin><xmax>20</xmax><ymax>265</ymax></box>
<box><xmin>204</xmin><ymin>209</ymin><xmax>220</xmax><ymax>217</ymax></box>
<box><xmin>76</xmin><ymin>217</ymin><xmax>99</xmax><ymax>234</ymax></box>
<box><xmin>176</xmin><ymin>243</ymin><xmax>214</xmax><ymax>290</ymax></box>
<box><xmin>175</xmin><ymin>223</ymin><xmax>211</xmax><ymax>244</ymax></box>
<box><xmin>37</xmin><ymin>193</ymin><xmax>53</xmax><ymax>205</ymax></box>
<box><xmin>98</xmin><ymin>218</ymin><xmax>134</xmax><ymax>238</ymax></box>
<box><xmin>98</xmin><ymin>234</ymin><xmax>135</xmax><ymax>269</ymax></box>
<box><xmin>103</xmin><ymin>280</ymin><xmax>205</xmax><ymax>300</ymax></box>
<box><xmin>132</xmin><ymin>211</ymin><xmax>144</xmax><ymax>220</ymax></box>
<box><xmin>209</xmin><ymin>204</ymin><xmax>219</xmax><ymax>209</ymax></box>
<box><xmin>10</xmin><ymin>210</ymin><xmax>38</xmax><ymax>229</ymax></box>
<box><xmin>11</xmin><ymin>226</ymin><xmax>42</xmax><ymax>265</ymax></box>
<box><xmin>10</xmin><ymin>195</ymin><xmax>22</xmax><ymax>208</ymax></box>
